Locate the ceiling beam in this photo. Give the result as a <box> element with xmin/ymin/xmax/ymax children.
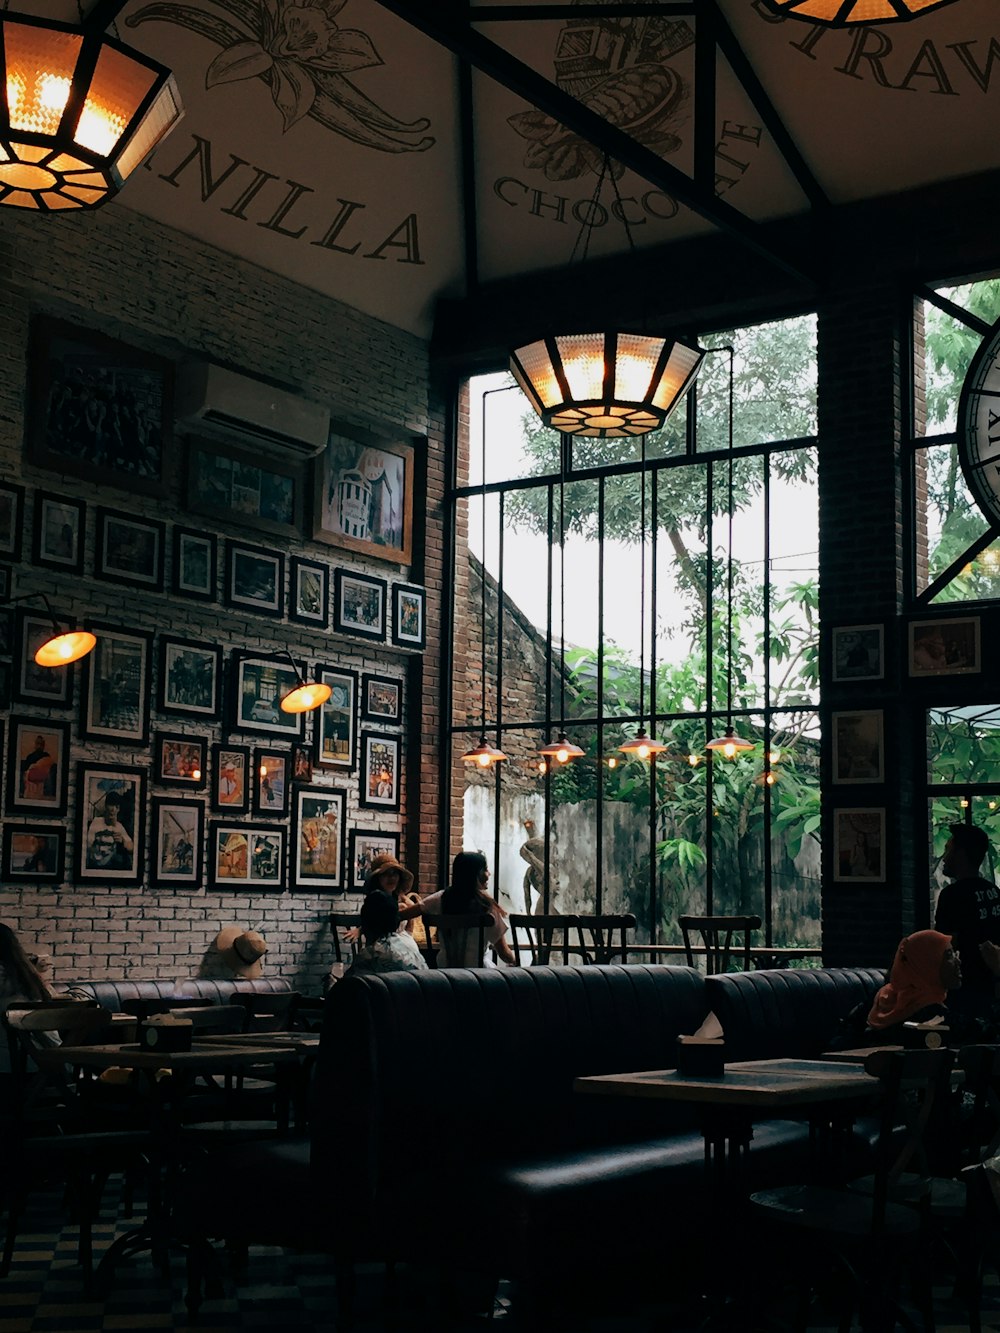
<box><xmin>472</xmin><ymin>4</ymin><xmax>696</xmax><ymax>17</ymax></box>
<box><xmin>371</xmin><ymin>0</ymin><xmax>818</xmax><ymax>287</ymax></box>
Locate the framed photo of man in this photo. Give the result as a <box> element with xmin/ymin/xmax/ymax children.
<box><xmin>211</xmin><ymin>743</ymin><xmax>250</xmax><ymax>814</ymax></box>
<box><xmin>75</xmin><ymin>763</ymin><xmax>145</xmax><ymax>884</ymax></box>
<box><xmin>27</xmin><ymin>316</ymin><xmax>173</xmax><ymax>497</ymax></box>
<box><xmin>5</xmin><ymin>716</ymin><xmax>69</xmax><ymax>816</ymax></box>
<box><xmin>314</xmin><ymin>666</ymin><xmax>357</xmax><ymax>770</ymax></box>
<box><xmin>833</xmin><ymin>808</ymin><xmax>886</xmax><ymax>884</ymax></box>
<box><xmin>360</xmin><ymin>733</ymin><xmax>400</xmax><ymax>811</ymax></box>
<box><xmin>229</xmin><ymin>651</ymin><xmax>303</xmax><ymax>739</ymax></box>
<box><xmin>153</xmin><ymin>732</ymin><xmax>207</xmax><ymax>789</ymax></box>
<box><xmin>313</xmin><ymin>421</ymin><xmax>414</xmax><ymax>564</ymax></box>
<box><xmin>157</xmin><ymin>637</ymin><xmax>221</xmax><ymax>719</ymax></box>
<box><xmin>13</xmin><ymin>609</ymin><xmax>74</xmax><ymax>708</ymax></box>
<box><xmin>1</xmin><ymin>824</ymin><xmax>65</xmax><ymax>884</ymax></box>
<box><xmin>831</xmin><ymin>710</ymin><xmax>884</xmax><ymax>785</ymax></box>
<box><xmin>95</xmin><ymin>507</ymin><xmax>165</xmax><ymax>592</ymax></box>
<box><xmin>82</xmin><ymin>625</ymin><xmax>152</xmax><ymax>745</ymax></box>
<box><xmin>33</xmin><ymin>492</ymin><xmax>85</xmax><ymax>574</ymax></box>
<box><xmin>0</xmin><ymin>482</ymin><xmax>24</xmax><ymax>560</ymax></box>
<box><xmin>348</xmin><ymin>829</ymin><xmax>399</xmax><ymax>891</ymax></box>
<box><xmin>831</xmin><ymin>624</ymin><xmax>884</xmax><ymax>683</ymax></box>
<box><xmin>151</xmin><ymin>797</ymin><xmax>203</xmax><ymax>889</ymax></box>
<box><xmin>333</xmin><ymin>569</ymin><xmax>386</xmax><ymax>642</ymax></box>
<box><xmin>172</xmin><ymin>528</ymin><xmax>217</xmax><ymax>601</ymax></box>
<box><xmin>292</xmin><ymin>788</ymin><xmax>345</xmax><ymax>891</ymax></box>
<box><xmin>209</xmin><ymin>821</ymin><xmax>285</xmax><ymax>890</ymax></box>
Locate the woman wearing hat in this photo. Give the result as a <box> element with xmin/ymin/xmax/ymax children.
<box><xmin>344</xmin><ymin>853</ymin><xmax>422</xmax><ymax>945</ymax></box>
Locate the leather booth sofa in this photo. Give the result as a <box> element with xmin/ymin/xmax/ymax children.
<box><xmin>64</xmin><ymin>976</ymin><xmax>292</xmax><ymax>1011</ymax></box>
<box><xmin>177</xmin><ymin>962</ymin><xmax>885</xmax><ymax>1314</ymax></box>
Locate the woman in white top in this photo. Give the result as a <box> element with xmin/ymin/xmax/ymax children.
<box><xmin>419</xmin><ymin>851</ymin><xmax>516</xmax><ymax>968</ymax></box>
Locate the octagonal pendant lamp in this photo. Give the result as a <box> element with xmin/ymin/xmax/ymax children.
<box><xmin>0</xmin><ymin>9</ymin><xmax>182</xmax><ymax>212</ymax></box>
<box><xmin>758</xmin><ymin>0</ymin><xmax>957</xmax><ymax>23</ymax></box>
<box><xmin>510</xmin><ymin>333</ymin><xmax>705</xmax><ymax>440</ymax></box>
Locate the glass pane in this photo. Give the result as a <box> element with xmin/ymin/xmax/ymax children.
<box><xmin>472</xmin><ymin>372</ymin><xmax>556</xmax><ymax>487</ymax></box>
<box><xmin>916</xmin><ymin>278</ymin><xmax>1000</xmax><ymax>438</ymax></box>
<box><xmin>915</xmin><ymin>442</ymin><xmax>994</xmax><ymax>601</ymax></box>
<box><xmin>927</xmin><ymin>705</ymin><xmax>1000</xmax><ymax>786</ymax></box>
<box><xmin>768</xmin><ymin>446</ymin><xmax>819</xmax><ymax>708</ymax></box>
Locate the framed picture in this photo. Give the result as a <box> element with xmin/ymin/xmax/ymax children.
<box><xmin>225</xmin><ymin>541</ymin><xmax>285</xmax><ymax>619</ymax></box>
<box><xmin>5</xmin><ymin>716</ymin><xmax>69</xmax><ymax>816</ymax></box>
<box><xmin>333</xmin><ymin>569</ymin><xmax>386</xmax><ymax>642</ymax></box>
<box><xmin>75</xmin><ymin>762</ymin><xmax>145</xmax><ymax>884</ymax></box>
<box><xmin>292</xmin><ymin>744</ymin><xmax>314</xmax><ymax>784</ymax></box>
<box><xmin>253</xmin><ymin>747</ymin><xmax>290</xmax><ymax>817</ymax></box>
<box><xmin>82</xmin><ymin>625</ymin><xmax>152</xmax><ymax>745</ymax></box>
<box><xmin>313</xmin><ymin>421</ymin><xmax>414</xmax><ymax>564</ymax></box>
<box><xmin>27</xmin><ymin>316</ymin><xmax>173</xmax><ymax>497</ymax></box>
<box><xmin>0</xmin><ymin>662</ymin><xmax>10</xmax><ymax>710</ymax></box>
<box><xmin>292</xmin><ymin>788</ymin><xmax>345</xmax><ymax>891</ymax></box>
<box><xmin>187</xmin><ymin>438</ymin><xmax>303</xmax><ymax>538</ymax></box>
<box><xmin>230</xmin><ymin>651</ymin><xmax>303</xmax><ymax>739</ymax></box>
<box><xmin>208</xmin><ymin>821</ymin><xmax>285</xmax><ymax>890</ymax></box>
<box><xmin>831</xmin><ymin>710</ymin><xmax>884</xmax><ymax>784</ymax></box>
<box><xmin>348</xmin><ymin>829</ymin><xmax>399</xmax><ymax>891</ymax></box>
<box><xmin>2</xmin><ymin>824</ymin><xmax>65</xmax><ymax>884</ymax></box>
<box><xmin>157</xmin><ymin>637</ymin><xmax>221</xmax><ymax>719</ymax></box>
<box><xmin>95</xmin><ymin>507</ymin><xmax>165</xmax><ymax>591</ymax></box>
<box><xmin>314</xmin><ymin>667</ymin><xmax>357</xmax><ymax>770</ymax></box>
<box><xmin>290</xmin><ymin>556</ymin><xmax>330</xmax><ymax>628</ymax></box>
<box><xmin>33</xmin><ymin>492</ymin><xmax>84</xmax><ymax>574</ymax></box>
<box><xmin>211</xmin><ymin>742</ymin><xmax>250</xmax><ymax>813</ymax></box>
<box><xmin>909</xmin><ymin>617</ymin><xmax>981</xmax><ymax>677</ymax></box>
<box><xmin>831</xmin><ymin>624</ymin><xmax>884</xmax><ymax>683</ymax></box>
<box><xmin>173</xmin><ymin>527</ymin><xmax>217</xmax><ymax>601</ymax></box>
<box><xmin>0</xmin><ymin>565</ymin><xmax>11</xmax><ymax>602</ymax></box>
<box><xmin>153</xmin><ymin>731</ymin><xmax>207</xmax><ymax>789</ymax></box>
<box><xmin>0</xmin><ymin>608</ymin><xmax>13</xmax><ymax>656</ymax></box>
<box><xmin>833</xmin><ymin>808</ymin><xmax>886</xmax><ymax>884</ymax></box>
<box><xmin>0</xmin><ymin>482</ymin><xmax>24</xmax><ymax>560</ymax></box>
<box><xmin>13</xmin><ymin>610</ymin><xmax>74</xmax><ymax>708</ymax></box>
<box><xmin>362</xmin><ymin>673</ymin><xmax>401</xmax><ymax>725</ymax></box>
<box><xmin>360</xmin><ymin>732</ymin><xmax>400</xmax><ymax>811</ymax></box>
<box><xmin>391</xmin><ymin>583</ymin><xmax>426</xmax><ymax>651</ymax></box>
<box><xmin>150</xmin><ymin>797</ymin><xmax>204</xmax><ymax>888</ymax></box>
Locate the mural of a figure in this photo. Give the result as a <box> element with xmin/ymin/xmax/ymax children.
<box><xmin>519</xmin><ymin>817</ymin><xmax>548</xmax><ymax>914</ymax></box>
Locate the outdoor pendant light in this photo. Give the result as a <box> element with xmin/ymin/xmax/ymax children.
<box><xmin>0</xmin><ymin>4</ymin><xmax>182</xmax><ymax>212</ymax></box>
<box><xmin>279</xmin><ymin>651</ymin><xmax>331</xmax><ymax>714</ymax></box>
<box><xmin>706</xmin><ymin>347</ymin><xmax>753</xmax><ymax>759</ymax></box>
<box><xmin>619</xmin><ymin>428</ymin><xmax>668</xmax><ymax>761</ymax></box>
<box><xmin>540</xmin><ymin>445</ymin><xmax>583</xmax><ymax>766</ymax></box>
<box><xmin>758</xmin><ymin>0</ymin><xmax>956</xmax><ymax>22</ymax></box>
<box><xmin>5</xmin><ymin>592</ymin><xmax>96</xmax><ymax>665</ymax></box>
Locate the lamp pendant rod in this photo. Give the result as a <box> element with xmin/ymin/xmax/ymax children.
<box><xmin>638</xmin><ymin>429</ymin><xmax>647</xmax><ymax>729</ymax></box>
<box><xmin>559</xmin><ymin>448</ymin><xmax>566</xmax><ymax>730</ymax></box>
<box><xmin>726</xmin><ymin>346</ymin><xmax>735</xmax><ymax>727</ymax></box>
<box><xmin>481</xmin><ymin>403</ymin><xmax>488</xmax><ymax>739</ymax></box>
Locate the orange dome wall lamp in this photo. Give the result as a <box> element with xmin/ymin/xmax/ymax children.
<box><xmin>759</xmin><ymin>0</ymin><xmax>957</xmax><ymax>24</ymax></box>
<box><xmin>0</xmin><ymin>2</ymin><xmax>183</xmax><ymax>212</ymax></box>
<box><xmin>5</xmin><ymin>592</ymin><xmax>96</xmax><ymax>666</ymax></box>
<box><xmin>279</xmin><ymin>651</ymin><xmax>331</xmax><ymax>715</ymax></box>
<box><xmin>706</xmin><ymin>346</ymin><xmax>753</xmax><ymax>760</ymax></box>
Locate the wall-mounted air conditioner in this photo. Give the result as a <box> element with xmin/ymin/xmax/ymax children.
<box><xmin>175</xmin><ymin>362</ymin><xmax>330</xmax><ymax>459</ymax></box>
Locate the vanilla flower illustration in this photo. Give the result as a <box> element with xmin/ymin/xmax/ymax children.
<box><xmin>128</xmin><ymin>0</ymin><xmax>434</xmax><ymax>152</ymax></box>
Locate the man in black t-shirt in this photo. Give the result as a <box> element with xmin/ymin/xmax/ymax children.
<box><xmin>934</xmin><ymin>823</ymin><xmax>1000</xmax><ymax>1002</ymax></box>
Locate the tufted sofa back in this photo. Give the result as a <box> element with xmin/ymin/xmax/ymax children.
<box><xmin>65</xmin><ymin>976</ymin><xmax>292</xmax><ymax>1012</ymax></box>
<box><xmin>705</xmin><ymin>965</ymin><xmax>885</xmax><ymax>1062</ymax></box>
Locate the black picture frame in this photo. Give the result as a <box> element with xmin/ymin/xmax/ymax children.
<box><xmin>0</xmin><ymin>662</ymin><xmax>11</xmax><ymax>710</ymax></box>
<box><xmin>157</xmin><ymin>636</ymin><xmax>222</xmax><ymax>720</ymax></box>
<box><xmin>225</xmin><ymin>541</ymin><xmax>285</xmax><ymax>619</ymax></box>
<box><xmin>0</xmin><ymin>482</ymin><xmax>24</xmax><ymax>561</ymax></box>
<box><xmin>150</xmin><ymin>797</ymin><xmax>204</xmax><ymax>889</ymax></box>
<box><xmin>360</xmin><ymin>732</ymin><xmax>400</xmax><ymax>811</ymax></box>
<box><xmin>82</xmin><ymin>624</ymin><xmax>152</xmax><ymax>746</ymax></box>
<box><xmin>211</xmin><ymin>742</ymin><xmax>251</xmax><ymax>814</ymax></box>
<box><xmin>2</xmin><ymin>823</ymin><xmax>65</xmax><ymax>884</ymax></box>
<box><xmin>75</xmin><ymin>761</ymin><xmax>146</xmax><ymax>885</ymax></box>
<box><xmin>253</xmin><ymin>747</ymin><xmax>291</xmax><ymax>817</ymax></box>
<box><xmin>27</xmin><ymin>315</ymin><xmax>174</xmax><ymax>498</ymax></box>
<box><xmin>33</xmin><ymin>491</ymin><xmax>85</xmax><ymax>574</ymax></box>
<box><xmin>831</xmin><ymin>623</ymin><xmax>884</xmax><ymax>683</ymax></box>
<box><xmin>229</xmin><ymin>650</ymin><xmax>303</xmax><ymax>739</ymax></box>
<box><xmin>289</xmin><ymin>556</ymin><xmax>330</xmax><ymax>628</ymax></box>
<box><xmin>313</xmin><ymin>666</ymin><xmax>358</xmax><ymax>770</ymax></box>
<box><xmin>187</xmin><ymin>437</ymin><xmax>304</xmax><ymax>538</ymax></box>
<box><xmin>208</xmin><ymin>820</ymin><xmax>285</xmax><ymax>890</ymax></box>
<box><xmin>362</xmin><ymin>672</ymin><xmax>401</xmax><ymax>725</ymax></box>
<box><xmin>153</xmin><ymin>731</ymin><xmax>208</xmax><ymax>789</ymax></box>
<box><xmin>291</xmin><ymin>787</ymin><xmax>345</xmax><ymax>891</ymax></box>
<box><xmin>333</xmin><ymin>569</ymin><xmax>386</xmax><ymax>642</ymax></box>
<box><xmin>95</xmin><ymin>506</ymin><xmax>165</xmax><ymax>592</ymax></box>
<box><xmin>0</xmin><ymin>564</ymin><xmax>11</xmax><ymax>602</ymax></box>
<box><xmin>13</xmin><ymin>609</ymin><xmax>74</xmax><ymax>709</ymax></box>
<box><xmin>292</xmin><ymin>744</ymin><xmax>314</xmax><ymax>785</ymax></box>
<box><xmin>348</xmin><ymin>828</ymin><xmax>400</xmax><ymax>891</ymax></box>
<box><xmin>5</xmin><ymin>715</ymin><xmax>69</xmax><ymax>817</ymax></box>
<box><xmin>172</xmin><ymin>527</ymin><xmax>217</xmax><ymax>601</ymax></box>
<box><xmin>0</xmin><ymin>607</ymin><xmax>13</xmax><ymax>656</ymax></box>
<box><xmin>392</xmin><ymin>582</ymin><xmax>426</xmax><ymax>650</ymax></box>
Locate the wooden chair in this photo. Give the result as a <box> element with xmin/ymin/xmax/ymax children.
<box><xmin>508</xmin><ymin>913</ymin><xmax>578</xmax><ymax>966</ymax></box>
<box><xmin>328</xmin><ymin>912</ymin><xmax>361</xmax><ymax>984</ymax></box>
<box><xmin>748</xmin><ymin>1046</ymin><xmax>955</xmax><ymax>1332</ymax></box>
<box><xmin>678</xmin><ymin>914</ymin><xmax>762</xmax><ymax>973</ymax></box>
<box><xmin>573</xmin><ymin>913</ymin><xmax>637</xmax><ymax>964</ymax></box>
<box><xmin>229</xmin><ymin>991</ymin><xmax>300</xmax><ymax>1033</ymax></box>
<box><xmin>421</xmin><ymin>912</ymin><xmax>492</xmax><ymax>968</ymax></box>
<box><xmin>122</xmin><ymin>996</ymin><xmax>215</xmax><ymax>1022</ymax></box>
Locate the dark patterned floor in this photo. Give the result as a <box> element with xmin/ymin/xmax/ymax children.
<box><xmin>2</xmin><ymin>1177</ymin><xmax>1000</xmax><ymax>1332</ymax></box>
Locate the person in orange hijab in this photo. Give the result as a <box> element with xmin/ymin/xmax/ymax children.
<box><xmin>866</xmin><ymin>930</ymin><xmax>961</xmax><ymax>1036</ymax></box>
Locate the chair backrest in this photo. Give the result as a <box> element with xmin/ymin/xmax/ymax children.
<box><xmin>574</xmin><ymin>913</ymin><xmax>637</xmax><ymax>964</ymax></box>
<box><xmin>678</xmin><ymin>914</ymin><xmax>762</xmax><ymax>973</ymax></box>
<box><xmin>229</xmin><ymin>991</ymin><xmax>300</xmax><ymax>1033</ymax></box>
<box><xmin>329</xmin><ymin>913</ymin><xmax>361</xmax><ymax>966</ymax></box>
<box><xmin>956</xmin><ymin>1043</ymin><xmax>1000</xmax><ymax>1164</ymax></box>
<box><xmin>421</xmin><ymin>912</ymin><xmax>491</xmax><ymax>968</ymax></box>
<box><xmin>123</xmin><ymin>996</ymin><xmax>216</xmax><ymax>1021</ymax></box>
<box><xmin>176</xmin><ymin>1004</ymin><xmax>246</xmax><ymax>1035</ymax></box>
<box><xmin>508</xmin><ymin>913</ymin><xmax>577</xmax><ymax>966</ymax></box>
<box><xmin>4</xmin><ymin>1003</ymin><xmax>114</xmax><ymax>1118</ymax></box>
